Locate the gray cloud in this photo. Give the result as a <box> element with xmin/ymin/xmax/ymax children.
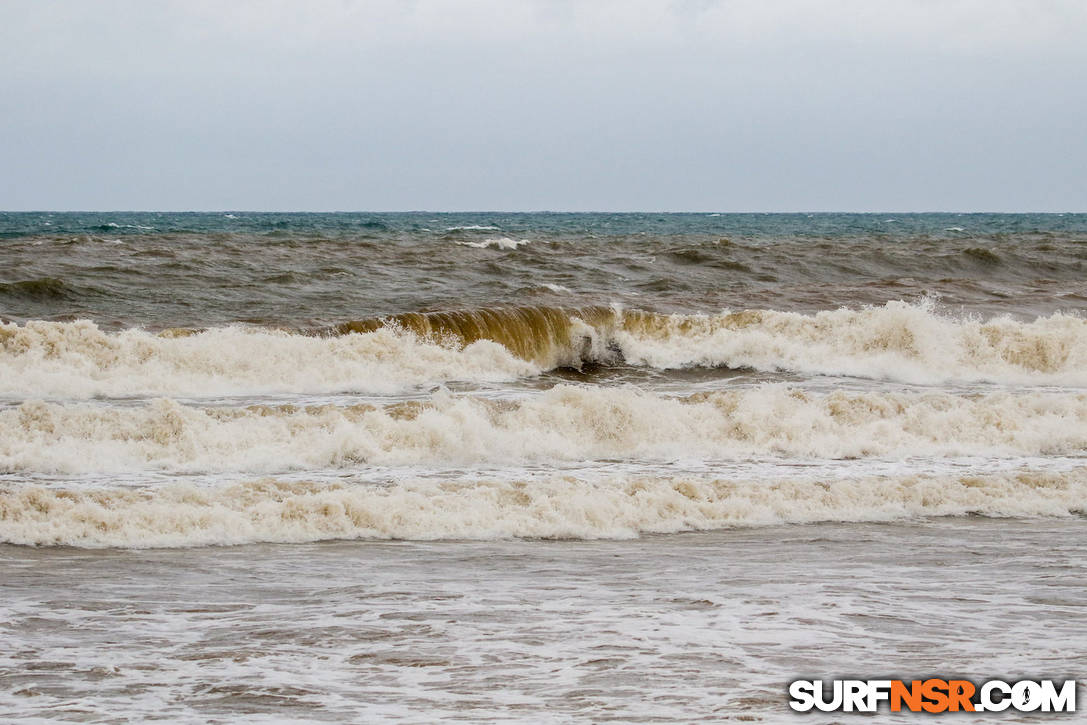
<box><xmin>1</xmin><ymin>0</ymin><xmax>1084</xmax><ymax>211</ymax></box>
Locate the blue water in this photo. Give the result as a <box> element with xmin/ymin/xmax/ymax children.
<box><xmin>3</xmin><ymin>211</ymin><xmax>1087</xmax><ymax>238</ymax></box>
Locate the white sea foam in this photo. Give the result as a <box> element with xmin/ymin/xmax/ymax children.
<box><xmin>3</xmin><ymin>387</ymin><xmax>1086</xmax><ymax>474</ymax></box>
<box><xmin>445</xmin><ymin>225</ymin><xmax>500</xmax><ymax>231</ymax></box>
<box><xmin>2</xmin><ymin>469</ymin><xmax>1083</xmax><ymax>547</ymax></box>
<box><xmin>457</xmin><ymin>237</ymin><xmax>531</xmax><ymax>249</ymax></box>
<box><xmin>0</xmin><ymin>321</ymin><xmax>537</xmax><ymax>399</ymax></box>
<box><xmin>612</xmin><ymin>301</ymin><xmax>1087</xmax><ymax>386</ymax></box>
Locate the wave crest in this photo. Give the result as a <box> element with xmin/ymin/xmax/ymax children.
<box><xmin>4</xmin><ymin>387</ymin><xmax>1086</xmax><ymax>473</ymax></box>
<box><xmin>330</xmin><ymin>305</ymin><xmax>616</xmax><ymax>367</ymax></box>
<box><xmin>614</xmin><ymin>301</ymin><xmax>1087</xmax><ymax>384</ymax></box>
<box><xmin>2</xmin><ymin>470</ymin><xmax>1083</xmax><ymax>548</ymax></box>
<box><xmin>3</xmin><ymin>302</ymin><xmax>1087</xmax><ymax>398</ymax></box>
<box><xmin>0</xmin><ymin>319</ymin><xmax>537</xmax><ymax>398</ymax></box>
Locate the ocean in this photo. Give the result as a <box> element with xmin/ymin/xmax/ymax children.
<box><xmin>1</xmin><ymin>212</ymin><xmax>1085</xmax><ymax>722</ymax></box>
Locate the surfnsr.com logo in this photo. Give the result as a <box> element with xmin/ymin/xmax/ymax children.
<box><xmin>788</xmin><ymin>679</ymin><xmax>1076</xmax><ymax>713</ymax></box>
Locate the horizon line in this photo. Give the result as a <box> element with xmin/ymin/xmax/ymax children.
<box><xmin>2</xmin><ymin>210</ymin><xmax>1085</xmax><ymax>215</ymax></box>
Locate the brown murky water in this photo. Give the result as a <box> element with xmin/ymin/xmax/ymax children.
<box><xmin>2</xmin><ymin>213</ymin><xmax>1086</xmax><ymax>721</ymax></box>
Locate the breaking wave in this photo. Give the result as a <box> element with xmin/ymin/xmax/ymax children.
<box><xmin>0</xmin><ymin>320</ymin><xmax>537</xmax><ymax>399</ymax></box>
<box><xmin>611</xmin><ymin>301</ymin><xmax>1087</xmax><ymax>385</ymax></box>
<box><xmin>4</xmin><ymin>387</ymin><xmax>1087</xmax><ymax>474</ymax></box>
<box><xmin>3</xmin><ymin>301</ymin><xmax>1087</xmax><ymax>398</ymax></box>
<box><xmin>336</xmin><ymin>300</ymin><xmax>1087</xmax><ymax>385</ymax></box>
<box><xmin>456</xmin><ymin>237</ymin><xmax>531</xmax><ymax>250</ymax></box>
<box><xmin>2</xmin><ymin>469</ymin><xmax>1084</xmax><ymax>548</ymax></box>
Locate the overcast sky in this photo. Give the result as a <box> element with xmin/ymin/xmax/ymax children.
<box><xmin>1</xmin><ymin>0</ymin><xmax>1084</xmax><ymax>211</ymax></box>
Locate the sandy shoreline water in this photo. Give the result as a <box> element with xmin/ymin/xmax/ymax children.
<box><xmin>3</xmin><ymin>518</ymin><xmax>1083</xmax><ymax>723</ymax></box>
